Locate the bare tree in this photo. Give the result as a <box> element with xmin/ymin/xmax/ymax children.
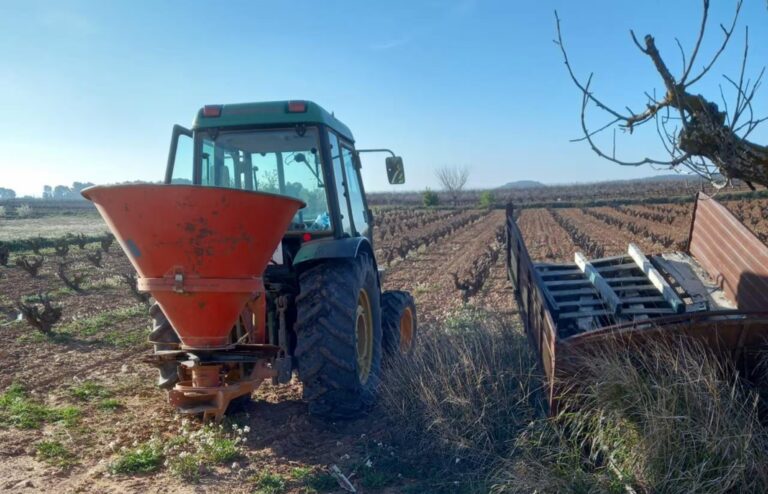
<box><xmin>556</xmin><ymin>1</ymin><xmax>768</xmax><ymax>189</ymax></box>
<box><xmin>436</xmin><ymin>165</ymin><xmax>470</xmax><ymax>206</ymax></box>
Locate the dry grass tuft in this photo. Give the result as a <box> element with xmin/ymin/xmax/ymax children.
<box><xmin>493</xmin><ymin>337</ymin><xmax>768</xmax><ymax>494</ymax></box>
<box><xmin>381</xmin><ymin>306</ymin><xmax>542</xmax><ymax>489</ymax></box>
<box><xmin>384</xmin><ymin>309</ymin><xmax>768</xmax><ymax>494</ymax></box>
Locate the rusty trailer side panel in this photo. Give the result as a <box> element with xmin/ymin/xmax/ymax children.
<box><xmin>689</xmin><ymin>192</ymin><xmax>768</xmax><ymax>311</ymax></box>
<box><xmin>506</xmin><ymin>198</ymin><xmax>768</xmax><ymax>413</ymax></box>
<box><xmin>505</xmin><ymin>204</ymin><xmax>560</xmax><ymax>405</ymax></box>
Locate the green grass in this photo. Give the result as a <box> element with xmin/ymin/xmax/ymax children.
<box><xmin>98</xmin><ymin>398</ymin><xmax>121</xmax><ymax>411</ymax></box>
<box><xmin>0</xmin><ymin>384</ymin><xmax>81</xmax><ymax>429</ymax></box>
<box><xmin>360</xmin><ymin>468</ymin><xmax>395</xmax><ymax>488</ymax></box>
<box><xmin>109</xmin><ymin>441</ymin><xmax>164</xmax><ymax>475</ymax></box>
<box><xmin>16</xmin><ymin>304</ymin><xmax>149</xmax><ymax>348</ymax></box>
<box><xmin>201</xmin><ymin>435</ymin><xmax>239</xmax><ymax>464</ymax></box>
<box><xmin>302</xmin><ymin>471</ymin><xmax>338</xmax><ymax>492</ymax></box>
<box><xmin>25</xmin><ymin>304</ymin><xmax>150</xmax><ymax>348</ymax></box>
<box><xmin>168</xmin><ymin>453</ymin><xmax>200</xmax><ymax>482</ymax></box>
<box><xmin>35</xmin><ymin>440</ymin><xmax>76</xmax><ymax>468</ymax></box>
<box><xmin>252</xmin><ymin>471</ymin><xmax>287</xmax><ymax>494</ymax></box>
<box><xmin>69</xmin><ymin>381</ymin><xmax>111</xmax><ymax>401</ymax></box>
<box><xmin>289</xmin><ymin>466</ymin><xmax>313</xmax><ymax>480</ymax></box>
<box><xmin>59</xmin><ymin>305</ymin><xmax>145</xmax><ymax>338</ymax></box>
<box><xmin>163</xmin><ymin>424</ymin><xmax>247</xmax><ymax>482</ymax></box>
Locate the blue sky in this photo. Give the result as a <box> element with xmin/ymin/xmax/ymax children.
<box><xmin>1</xmin><ymin>0</ymin><xmax>766</xmax><ymax>197</ymax></box>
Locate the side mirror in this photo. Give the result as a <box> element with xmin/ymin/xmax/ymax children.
<box><xmin>385</xmin><ymin>156</ymin><xmax>405</xmax><ymax>184</ymax></box>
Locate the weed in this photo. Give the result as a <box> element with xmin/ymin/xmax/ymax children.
<box><xmin>109</xmin><ymin>440</ymin><xmax>164</xmax><ymax>474</ymax></box>
<box><xmin>252</xmin><ymin>471</ymin><xmax>287</xmax><ymax>494</ymax></box>
<box><xmin>167</xmin><ymin>452</ymin><xmax>200</xmax><ymax>482</ymax></box>
<box><xmin>98</xmin><ymin>398</ymin><xmax>121</xmax><ymax>411</ymax></box>
<box><xmin>303</xmin><ymin>471</ymin><xmax>338</xmax><ymax>492</ymax></box>
<box><xmin>58</xmin><ymin>406</ymin><xmax>81</xmax><ymax>427</ymax></box>
<box><xmin>202</xmin><ymin>435</ymin><xmax>239</xmax><ymax>463</ymax></box>
<box><xmin>0</xmin><ymin>384</ymin><xmax>80</xmax><ymax>429</ymax></box>
<box><xmin>381</xmin><ymin>310</ymin><xmax>539</xmax><ymax>486</ymax></box>
<box><xmin>491</xmin><ymin>338</ymin><xmax>768</xmax><ymax>494</ymax></box>
<box><xmin>163</xmin><ymin>421</ymin><xmax>248</xmax><ymax>481</ymax></box>
<box><xmin>290</xmin><ymin>466</ymin><xmax>313</xmax><ymax>480</ymax></box>
<box><xmin>360</xmin><ymin>468</ymin><xmax>395</xmax><ymax>488</ymax></box>
<box><xmin>412</xmin><ymin>282</ymin><xmax>437</xmax><ymax>296</ymax></box>
<box><xmin>57</xmin><ymin>304</ymin><xmax>147</xmax><ymax>347</ymax></box>
<box><xmin>36</xmin><ymin>440</ymin><xmax>76</xmax><ymax>468</ymax></box>
<box><xmin>70</xmin><ymin>381</ymin><xmax>111</xmax><ymax>401</ymax></box>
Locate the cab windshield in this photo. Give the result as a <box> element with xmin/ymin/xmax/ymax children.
<box><xmin>177</xmin><ymin>127</ymin><xmax>330</xmax><ymax>231</ymax></box>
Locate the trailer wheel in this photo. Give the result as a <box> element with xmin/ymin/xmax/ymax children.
<box><xmin>381</xmin><ymin>290</ymin><xmax>417</xmax><ymax>354</ymax></box>
<box><xmin>148</xmin><ymin>302</ymin><xmax>180</xmax><ymax>389</ymax></box>
<box><xmin>295</xmin><ymin>253</ymin><xmax>382</xmax><ymax>419</ymax></box>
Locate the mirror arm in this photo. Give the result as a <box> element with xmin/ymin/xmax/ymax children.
<box><xmin>166</xmin><ymin>124</ymin><xmax>193</xmax><ymax>184</ymax></box>
<box><xmin>356</xmin><ymin>148</ymin><xmax>396</xmax><ymax>158</ymax></box>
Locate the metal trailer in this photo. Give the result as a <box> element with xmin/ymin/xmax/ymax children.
<box><xmin>505</xmin><ymin>192</ymin><xmax>768</xmax><ymax>410</ymax></box>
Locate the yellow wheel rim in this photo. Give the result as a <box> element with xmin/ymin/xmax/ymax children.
<box><xmin>356</xmin><ymin>289</ymin><xmax>373</xmax><ymax>384</ymax></box>
<box><xmin>399</xmin><ymin>307</ymin><xmax>414</xmax><ymax>352</ymax></box>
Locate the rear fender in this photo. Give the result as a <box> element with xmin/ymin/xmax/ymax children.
<box><xmin>294</xmin><ymin>237</ymin><xmax>379</xmax><ymax>286</ymax></box>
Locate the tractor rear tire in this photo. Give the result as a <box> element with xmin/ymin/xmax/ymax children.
<box><xmin>148</xmin><ymin>302</ymin><xmax>180</xmax><ymax>390</ymax></box>
<box><xmin>381</xmin><ymin>290</ymin><xmax>417</xmax><ymax>355</ymax></box>
<box><xmin>295</xmin><ymin>253</ymin><xmax>382</xmax><ymax>419</ymax></box>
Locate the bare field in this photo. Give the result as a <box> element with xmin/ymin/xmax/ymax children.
<box><xmin>1</xmin><ymin>196</ymin><xmax>766</xmax><ymax>492</ymax></box>
<box><xmin>0</xmin><ymin>214</ymin><xmax>106</xmax><ymax>241</ymax></box>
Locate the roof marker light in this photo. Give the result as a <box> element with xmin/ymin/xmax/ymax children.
<box><xmin>202</xmin><ymin>105</ymin><xmax>222</xmax><ymax>117</ymax></box>
<box><xmin>302</xmin><ymin>233</ymin><xmax>312</xmax><ymax>242</ymax></box>
<box><xmin>287</xmin><ymin>101</ymin><xmax>307</xmax><ymax>113</ymax></box>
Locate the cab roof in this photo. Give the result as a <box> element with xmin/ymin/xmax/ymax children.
<box><xmin>193</xmin><ymin>100</ymin><xmax>354</xmax><ymax>141</ymax></box>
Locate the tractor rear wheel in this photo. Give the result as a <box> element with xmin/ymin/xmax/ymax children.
<box><xmin>295</xmin><ymin>253</ymin><xmax>382</xmax><ymax>419</ymax></box>
<box><xmin>381</xmin><ymin>290</ymin><xmax>417</xmax><ymax>354</ymax></box>
<box><xmin>148</xmin><ymin>302</ymin><xmax>181</xmax><ymax>389</ymax></box>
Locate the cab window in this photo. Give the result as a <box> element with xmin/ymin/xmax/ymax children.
<box><xmin>328</xmin><ymin>131</ymin><xmax>352</xmax><ymax>235</ymax></box>
<box><xmin>341</xmin><ymin>144</ymin><xmax>369</xmax><ymax>236</ymax></box>
<box><xmin>195</xmin><ymin>127</ymin><xmax>331</xmax><ymax>231</ymax></box>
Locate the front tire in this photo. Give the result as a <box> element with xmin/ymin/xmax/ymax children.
<box><xmin>381</xmin><ymin>290</ymin><xmax>417</xmax><ymax>355</ymax></box>
<box><xmin>295</xmin><ymin>253</ymin><xmax>382</xmax><ymax>419</ymax></box>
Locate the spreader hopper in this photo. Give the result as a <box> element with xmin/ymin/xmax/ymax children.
<box><xmin>82</xmin><ymin>184</ymin><xmax>304</xmax><ymax>349</ymax></box>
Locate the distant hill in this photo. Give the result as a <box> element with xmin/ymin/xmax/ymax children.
<box><xmin>498</xmin><ymin>174</ymin><xmax>709</xmax><ymax>189</ymax></box>
<box><xmin>498</xmin><ymin>180</ymin><xmax>545</xmax><ymax>189</ymax></box>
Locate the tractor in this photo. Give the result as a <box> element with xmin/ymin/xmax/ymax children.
<box><xmin>83</xmin><ymin>100</ymin><xmax>417</xmax><ymax>420</ymax></box>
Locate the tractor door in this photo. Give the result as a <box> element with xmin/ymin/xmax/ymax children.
<box><xmin>326</xmin><ymin>129</ymin><xmax>371</xmax><ymax>242</ymax></box>
<box><xmin>339</xmin><ymin>143</ymin><xmax>371</xmax><ymax>240</ymax></box>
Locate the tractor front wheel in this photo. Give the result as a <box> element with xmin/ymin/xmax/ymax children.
<box><xmin>295</xmin><ymin>253</ymin><xmax>382</xmax><ymax>419</ymax></box>
<box><xmin>381</xmin><ymin>290</ymin><xmax>417</xmax><ymax>355</ymax></box>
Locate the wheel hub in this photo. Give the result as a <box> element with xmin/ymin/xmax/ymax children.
<box><xmin>356</xmin><ymin>289</ymin><xmax>373</xmax><ymax>384</ymax></box>
<box><xmin>399</xmin><ymin>307</ymin><xmax>414</xmax><ymax>352</ymax></box>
